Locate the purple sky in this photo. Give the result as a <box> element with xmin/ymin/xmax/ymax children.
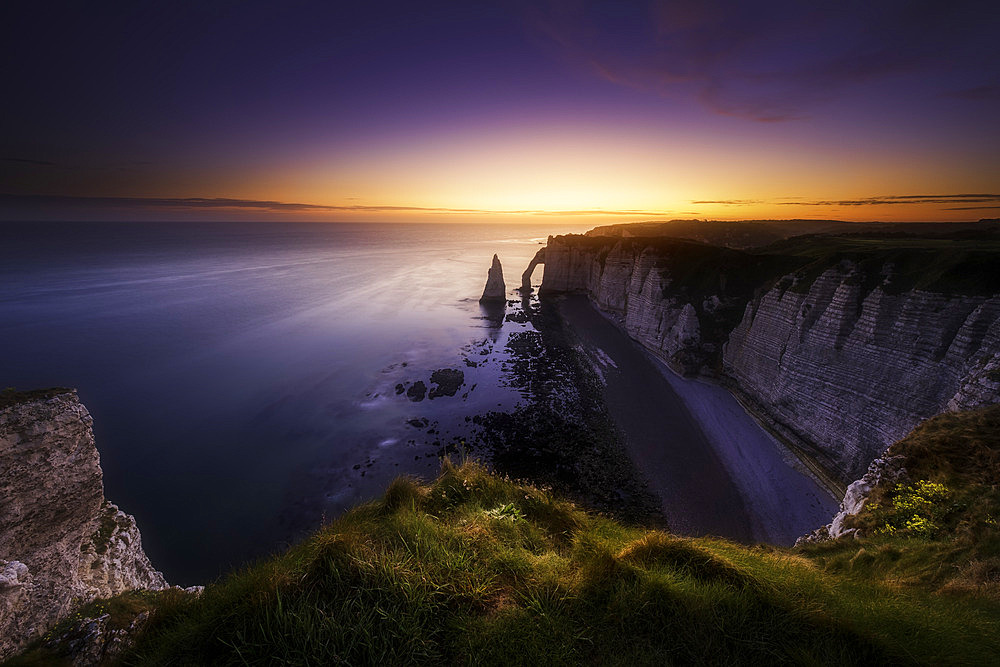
<box><xmin>2</xmin><ymin>1</ymin><xmax>998</xmax><ymax>222</ymax></box>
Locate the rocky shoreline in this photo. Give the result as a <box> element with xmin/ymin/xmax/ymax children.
<box><xmin>468</xmin><ymin>294</ymin><xmax>663</xmax><ymax>526</ymax></box>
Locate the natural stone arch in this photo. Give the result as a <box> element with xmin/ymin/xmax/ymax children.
<box><xmin>521</xmin><ymin>247</ymin><xmax>545</xmax><ymax>292</ymax></box>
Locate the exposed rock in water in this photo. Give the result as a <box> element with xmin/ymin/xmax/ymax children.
<box><xmin>479</xmin><ymin>254</ymin><xmax>506</xmax><ymax>303</ymax></box>
<box><xmin>0</xmin><ymin>389</ymin><xmax>167</xmax><ymax>660</ymax></box>
<box><xmin>406</xmin><ymin>381</ymin><xmax>427</xmax><ymax>402</ymax></box>
<box><xmin>428</xmin><ymin>369</ymin><xmax>465</xmax><ymax>399</ymax></box>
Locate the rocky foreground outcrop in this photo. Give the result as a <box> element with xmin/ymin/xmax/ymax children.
<box><xmin>538</xmin><ymin>233</ymin><xmax>1000</xmax><ymax>484</ymax></box>
<box><xmin>796</xmin><ymin>455</ymin><xmax>908</xmax><ymax>544</ymax></box>
<box><xmin>0</xmin><ymin>389</ymin><xmax>167</xmax><ymax>660</ymax></box>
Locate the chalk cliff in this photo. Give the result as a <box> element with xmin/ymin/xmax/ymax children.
<box><xmin>521</xmin><ymin>247</ymin><xmax>545</xmax><ymax>291</ymax></box>
<box><xmin>0</xmin><ymin>389</ymin><xmax>166</xmax><ymax>660</ymax></box>
<box><xmin>539</xmin><ymin>235</ymin><xmax>798</xmax><ymax>375</ymax></box>
<box><xmin>538</xmin><ymin>233</ymin><xmax>1000</xmax><ymax>484</ymax></box>
<box><xmin>723</xmin><ymin>268</ymin><xmax>1000</xmax><ymax>480</ymax></box>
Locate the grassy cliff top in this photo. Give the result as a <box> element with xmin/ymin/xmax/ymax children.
<box><xmin>583</xmin><ymin>219</ymin><xmax>1000</xmax><ymax>249</ymax></box>
<box><xmin>103</xmin><ymin>408</ymin><xmax>1000</xmax><ymax>665</ymax></box>
<box><xmin>757</xmin><ymin>233</ymin><xmax>1000</xmax><ymax>295</ymax></box>
<box><xmin>14</xmin><ymin>410</ymin><xmax>1000</xmax><ymax>665</ymax></box>
<box><xmin>803</xmin><ymin>405</ymin><xmax>1000</xmax><ymax>599</ymax></box>
<box><xmin>551</xmin><ymin>226</ymin><xmax>1000</xmax><ymax>297</ymax></box>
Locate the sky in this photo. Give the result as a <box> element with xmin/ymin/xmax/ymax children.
<box><xmin>1</xmin><ymin>0</ymin><xmax>999</xmax><ymax>223</ymax></box>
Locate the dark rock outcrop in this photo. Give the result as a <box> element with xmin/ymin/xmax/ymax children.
<box><xmin>407</xmin><ymin>381</ymin><xmax>427</xmax><ymax>402</ymax></box>
<box><xmin>428</xmin><ymin>369</ymin><xmax>464</xmax><ymax>399</ymax></box>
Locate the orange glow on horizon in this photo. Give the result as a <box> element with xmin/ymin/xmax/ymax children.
<box><xmin>159</xmin><ymin>120</ymin><xmax>995</xmax><ymax>224</ymax></box>
<box><xmin>9</xmin><ymin>120</ymin><xmax>994</xmax><ymax>224</ymax></box>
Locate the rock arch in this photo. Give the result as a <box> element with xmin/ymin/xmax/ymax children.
<box><xmin>521</xmin><ymin>247</ymin><xmax>545</xmax><ymax>292</ymax></box>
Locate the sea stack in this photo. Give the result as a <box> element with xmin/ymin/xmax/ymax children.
<box><xmin>479</xmin><ymin>254</ymin><xmax>506</xmax><ymax>302</ymax></box>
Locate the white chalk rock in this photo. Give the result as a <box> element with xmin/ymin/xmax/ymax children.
<box><xmin>480</xmin><ymin>254</ymin><xmax>506</xmax><ymax>302</ymax></box>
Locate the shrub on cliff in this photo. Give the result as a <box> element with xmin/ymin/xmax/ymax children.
<box><xmin>800</xmin><ymin>405</ymin><xmax>1000</xmax><ymax>598</ymax></box>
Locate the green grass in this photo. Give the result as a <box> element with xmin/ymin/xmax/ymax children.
<box><xmin>12</xmin><ymin>407</ymin><xmax>999</xmax><ymax>665</ymax></box>
<box><xmin>800</xmin><ymin>405</ymin><xmax>1000</xmax><ymax>598</ymax></box>
<box><xmin>108</xmin><ymin>454</ymin><xmax>1000</xmax><ymax>666</ymax></box>
<box><xmin>756</xmin><ymin>234</ymin><xmax>1000</xmax><ymax>296</ymax></box>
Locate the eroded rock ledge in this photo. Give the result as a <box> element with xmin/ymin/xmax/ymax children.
<box><xmin>0</xmin><ymin>389</ymin><xmax>167</xmax><ymax>660</ymax></box>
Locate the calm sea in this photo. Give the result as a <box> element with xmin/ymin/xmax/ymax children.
<box><xmin>0</xmin><ymin>220</ymin><xmax>591</xmax><ymax>584</ymax></box>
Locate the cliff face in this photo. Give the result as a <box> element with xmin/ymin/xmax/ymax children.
<box><xmin>0</xmin><ymin>390</ymin><xmax>166</xmax><ymax>659</ymax></box>
<box><xmin>541</xmin><ymin>238</ymin><xmax>705</xmax><ymax>372</ymax></box>
<box><xmin>539</xmin><ymin>235</ymin><xmax>794</xmax><ymax>375</ymax></box>
<box><xmin>539</xmin><ymin>234</ymin><xmax>1000</xmax><ymax>484</ymax></box>
<box><xmin>723</xmin><ymin>268</ymin><xmax>1000</xmax><ymax>480</ymax></box>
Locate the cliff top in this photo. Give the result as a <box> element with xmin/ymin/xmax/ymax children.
<box><xmin>33</xmin><ymin>410</ymin><xmax>988</xmax><ymax>665</ymax></box>
<box><xmin>758</xmin><ymin>233</ymin><xmax>1000</xmax><ymax>296</ymax></box>
<box><xmin>0</xmin><ymin>387</ymin><xmax>74</xmax><ymax>410</ymax></box>
<box><xmin>584</xmin><ymin>219</ymin><xmax>1000</xmax><ymax>250</ymax></box>
<box><xmin>799</xmin><ymin>405</ymin><xmax>1000</xmax><ymax>595</ymax></box>
<box><xmin>551</xmin><ymin>227</ymin><xmax>1000</xmax><ymax>297</ymax></box>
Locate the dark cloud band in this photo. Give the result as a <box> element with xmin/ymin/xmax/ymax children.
<box><xmin>0</xmin><ymin>194</ymin><xmax>673</xmax><ymax>218</ymax></box>
<box><xmin>691</xmin><ymin>194</ymin><xmax>1000</xmax><ymax>208</ymax></box>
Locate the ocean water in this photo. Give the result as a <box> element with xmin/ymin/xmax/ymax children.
<box><xmin>0</xmin><ymin>220</ymin><xmax>591</xmax><ymax>584</ymax></box>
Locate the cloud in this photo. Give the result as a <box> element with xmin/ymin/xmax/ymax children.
<box><xmin>691</xmin><ymin>199</ymin><xmax>763</xmax><ymax>205</ymax></box>
<box><xmin>530</xmin><ymin>1</ymin><xmax>999</xmax><ymax>122</ymax></box>
<box><xmin>6</xmin><ymin>192</ymin><xmax>995</xmax><ymax>220</ymax></box>
<box><xmin>690</xmin><ymin>193</ymin><xmax>1000</xmax><ymax>209</ymax></box>
<box><xmin>3</xmin><ymin>157</ymin><xmax>57</xmax><ymax>166</ymax></box>
<box><xmin>944</xmin><ymin>85</ymin><xmax>1000</xmax><ymax>101</ymax></box>
<box><xmin>775</xmin><ymin>194</ymin><xmax>1000</xmax><ymax>207</ymax></box>
<box><xmin>0</xmin><ymin>194</ymin><xmax>674</xmax><ymax>218</ymax></box>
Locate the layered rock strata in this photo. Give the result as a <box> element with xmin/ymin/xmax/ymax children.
<box><xmin>539</xmin><ymin>236</ymin><xmax>757</xmax><ymax>375</ymax></box>
<box><xmin>0</xmin><ymin>389</ymin><xmax>166</xmax><ymax>660</ymax></box>
<box><xmin>538</xmin><ymin>234</ymin><xmax>1000</xmax><ymax>484</ymax></box>
<box><xmin>723</xmin><ymin>269</ymin><xmax>1000</xmax><ymax>480</ymax></box>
